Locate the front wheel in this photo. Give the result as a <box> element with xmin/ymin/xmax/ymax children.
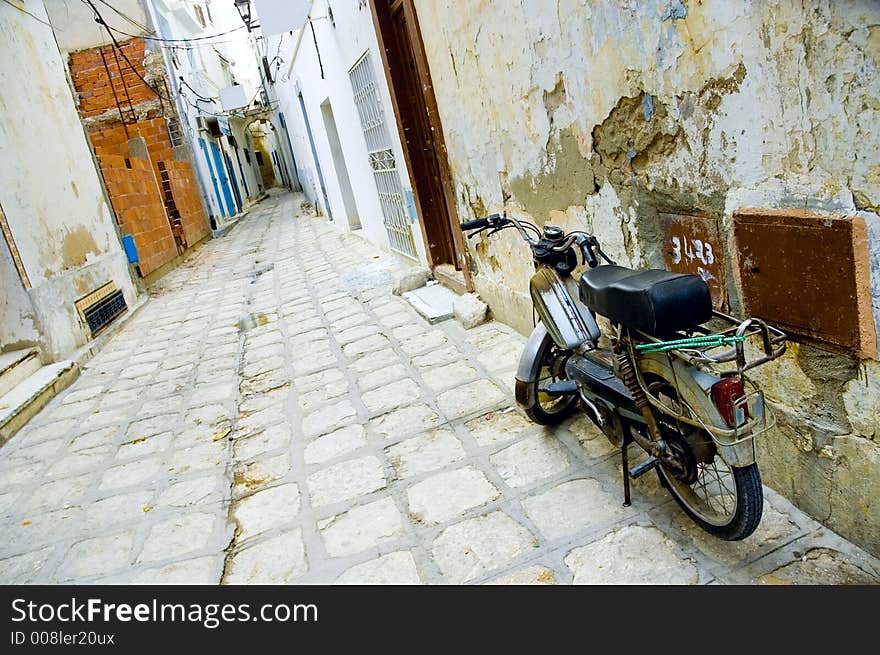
<box><xmin>520</xmin><ymin>330</ymin><xmax>578</xmax><ymax>425</ymax></box>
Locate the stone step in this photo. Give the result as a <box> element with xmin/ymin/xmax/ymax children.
<box><xmin>0</xmin><ymin>348</ymin><xmax>42</xmax><ymax>398</ymax></box>
<box><xmin>0</xmin><ymin>361</ymin><xmax>79</xmax><ymax>446</ymax></box>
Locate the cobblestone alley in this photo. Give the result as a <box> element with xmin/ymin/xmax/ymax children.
<box><xmin>0</xmin><ymin>193</ymin><xmax>878</xmax><ymax>585</ymax></box>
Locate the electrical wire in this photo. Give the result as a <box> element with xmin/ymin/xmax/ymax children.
<box><xmin>179</xmin><ymin>76</ymin><xmax>216</xmax><ymax>102</ymax></box>
<box><xmin>79</xmin><ymin>0</ymin><xmax>171</xmax><ymax>103</ymax></box>
<box><xmin>2</xmin><ymin>0</ymin><xmax>53</xmax><ymax>27</ymax></box>
<box><xmin>89</xmin><ymin>15</ymin><xmax>246</xmax><ymax>43</ymax></box>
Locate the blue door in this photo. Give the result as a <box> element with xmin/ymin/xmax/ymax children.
<box><xmin>199</xmin><ymin>138</ymin><xmax>228</xmax><ymax>218</ymax></box>
<box><xmin>210</xmin><ymin>141</ymin><xmax>236</xmax><ymax>216</ymax></box>
<box><xmin>224</xmin><ymin>151</ymin><xmax>243</xmax><ymax>210</ymax></box>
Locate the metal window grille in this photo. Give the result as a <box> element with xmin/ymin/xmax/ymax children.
<box><xmin>166</xmin><ymin>118</ymin><xmax>185</xmax><ymax>148</ymax></box>
<box><xmin>349</xmin><ymin>52</ymin><xmax>417</xmax><ymax>258</ymax></box>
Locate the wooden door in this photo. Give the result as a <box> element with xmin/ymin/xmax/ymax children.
<box><xmin>370</xmin><ymin>0</ymin><xmax>472</xmax><ymax>292</ymax></box>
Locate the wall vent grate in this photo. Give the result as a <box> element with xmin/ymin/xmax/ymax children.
<box><xmin>75</xmin><ymin>283</ymin><xmax>127</xmax><ymax>338</ymax></box>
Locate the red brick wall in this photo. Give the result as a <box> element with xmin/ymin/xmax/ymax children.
<box><xmin>69</xmin><ymin>39</ymin><xmax>158</xmax><ymax>119</ymax></box>
<box><xmin>98</xmin><ymin>155</ymin><xmax>178</xmax><ymax>276</ymax></box>
<box><xmin>68</xmin><ymin>37</ymin><xmax>210</xmax><ymax>274</ymax></box>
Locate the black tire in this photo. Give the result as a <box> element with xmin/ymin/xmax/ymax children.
<box><xmin>659</xmin><ymin>462</ymin><xmax>763</xmax><ymax>541</ymax></box>
<box><xmin>523</xmin><ymin>330</ymin><xmax>578</xmax><ymax>426</ymax></box>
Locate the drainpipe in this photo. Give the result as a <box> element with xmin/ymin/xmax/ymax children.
<box><xmin>285</xmin><ymin>1</ymin><xmax>315</xmax><ymax>79</ymax></box>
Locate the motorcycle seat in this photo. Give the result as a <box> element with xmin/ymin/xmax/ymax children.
<box><xmin>579</xmin><ymin>265</ymin><xmax>712</xmax><ymax>335</ymax></box>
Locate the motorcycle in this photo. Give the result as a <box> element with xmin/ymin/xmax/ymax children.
<box><xmin>460</xmin><ymin>213</ymin><xmax>787</xmax><ymax>540</ymax></box>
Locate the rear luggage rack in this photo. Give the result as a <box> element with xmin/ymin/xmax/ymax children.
<box><xmin>633</xmin><ymin>311</ymin><xmax>787</xmax><ymax>377</ymax></box>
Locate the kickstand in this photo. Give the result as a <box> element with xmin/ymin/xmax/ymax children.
<box><xmin>621</xmin><ymin>432</ymin><xmax>632</xmax><ymax>507</ymax></box>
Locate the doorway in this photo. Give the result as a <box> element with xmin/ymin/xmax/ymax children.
<box><xmin>320</xmin><ymin>100</ymin><xmax>361</xmax><ymax>230</ymax></box>
<box><xmin>369</xmin><ymin>0</ymin><xmax>472</xmax><ymax>292</ymax></box>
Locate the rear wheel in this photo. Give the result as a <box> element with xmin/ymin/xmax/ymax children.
<box><xmin>647</xmin><ymin>376</ymin><xmax>763</xmax><ymax>541</ymax></box>
<box><xmin>523</xmin><ymin>330</ymin><xmax>578</xmax><ymax>425</ymax></box>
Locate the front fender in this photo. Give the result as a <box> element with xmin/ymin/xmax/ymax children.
<box><xmin>514</xmin><ymin>323</ymin><xmax>548</xmax><ymax>412</ymax></box>
<box><xmin>516</xmin><ymin>323</ymin><xmax>548</xmax><ymax>384</ymax></box>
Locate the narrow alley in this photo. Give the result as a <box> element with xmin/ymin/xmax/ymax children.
<box><xmin>0</xmin><ymin>193</ymin><xmax>877</xmax><ymax>585</ymax></box>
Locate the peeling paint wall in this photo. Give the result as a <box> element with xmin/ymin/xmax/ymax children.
<box><xmin>0</xmin><ymin>235</ymin><xmax>42</xmax><ymax>353</ymax></box>
<box><xmin>0</xmin><ymin>1</ymin><xmax>138</xmax><ymax>360</ymax></box>
<box><xmin>413</xmin><ymin>0</ymin><xmax>880</xmax><ymax>554</ymax></box>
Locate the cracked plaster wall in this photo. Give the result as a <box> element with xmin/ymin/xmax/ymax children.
<box><xmin>414</xmin><ymin>0</ymin><xmax>880</xmax><ymax>554</ymax></box>
<box><xmin>0</xmin><ymin>2</ymin><xmax>138</xmax><ymax>360</ymax></box>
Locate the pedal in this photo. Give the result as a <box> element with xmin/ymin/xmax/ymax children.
<box><xmin>628</xmin><ymin>456</ymin><xmax>659</xmax><ymax>479</ymax></box>
<box><xmin>542</xmin><ymin>380</ymin><xmax>578</xmax><ymax>397</ymax></box>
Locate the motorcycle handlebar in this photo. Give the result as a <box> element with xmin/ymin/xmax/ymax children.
<box><xmin>460</xmin><ymin>213</ymin><xmax>503</xmax><ymax>231</ymax></box>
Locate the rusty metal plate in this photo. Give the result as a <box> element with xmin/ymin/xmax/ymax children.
<box><xmin>733</xmin><ymin>209</ymin><xmax>876</xmax><ymax>356</ymax></box>
<box><xmin>659</xmin><ymin>213</ymin><xmax>726</xmax><ymax>309</ymax></box>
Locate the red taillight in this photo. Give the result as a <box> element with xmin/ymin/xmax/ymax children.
<box><xmin>711</xmin><ymin>378</ymin><xmax>748</xmax><ymax>427</ymax></box>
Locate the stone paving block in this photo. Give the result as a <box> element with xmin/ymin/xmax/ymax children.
<box><xmin>233</xmin><ymin>423</ymin><xmax>292</xmax><ymax>461</ymax></box>
<box><xmin>407</xmin><ymin>467</ymin><xmax>499</xmax><ymax>525</ymax></box>
<box><xmin>232</xmin><ymin>453</ymin><xmax>290</xmax><ymax>497</ymax></box>
<box><xmin>157</xmin><ymin>476</ymin><xmax>224</xmax><ymax>509</ymax></box>
<box><xmin>337</xmin><ymin>324</ymin><xmax>380</xmax><ymax>345</ymax></box>
<box><xmin>0</xmin><ymin>547</ymin><xmax>54</xmax><ymax>584</ymax></box>
<box><xmin>224</xmin><ymin>529</ymin><xmax>307</xmax><ymax>584</ymax></box>
<box><xmin>567</xmin><ymin>415</ymin><xmax>618</xmax><ymax>459</ymax></box>
<box><xmin>0</xmin><ymin>491</ymin><xmax>19</xmax><ymax>516</ymax></box>
<box><xmin>99</xmin><ymin>457</ymin><xmax>162</xmax><ymax>491</ymax></box>
<box><xmin>8</xmin><ymin>437</ymin><xmax>66</xmax><ymax>462</ymax></box>
<box><xmin>307</xmin><ymin>456</ymin><xmax>387</xmax><ymax>507</ymax></box>
<box><xmin>232</xmin><ymin>483</ymin><xmax>300</xmax><ymax>541</ymax></box>
<box><xmin>486</xmin><ymin>565</ymin><xmax>557</xmax><ymax>585</ymax></box>
<box><xmin>295</xmin><ymin>368</ymin><xmax>346</xmax><ymax>393</ymax></box>
<box><xmin>0</xmin><ymin>462</ymin><xmax>44</xmax><ymax>488</ymax></box>
<box><xmin>385</xmin><ymin>429</ymin><xmax>466</xmax><ymax>479</ymax></box>
<box><xmin>400</xmin><ymin>331</ymin><xmax>448</xmax><ymax>355</ymax></box>
<box><xmin>237</xmin><ymin>407</ymin><xmax>285</xmax><ymax>434</ymax></box>
<box><xmin>666</xmin><ymin>501</ymin><xmax>801</xmax><ymax>568</ymax></box>
<box><xmin>302</xmin><ymin>399</ymin><xmax>357</xmax><ymax>438</ymax></box>
<box><xmin>61</xmin><ymin>385</ymin><xmax>105</xmax><ymax>405</ymax></box>
<box><xmin>565</xmin><ymin>525</ymin><xmax>700</xmax><ymax>585</ymax></box>
<box><xmin>433</xmin><ymin>512</ymin><xmax>538</xmax><ymax>584</ymax></box>
<box><xmin>755</xmin><ymin>547</ymin><xmax>879</xmax><ymax>585</ymax></box>
<box><xmin>26</xmin><ymin>473</ymin><xmax>94</xmax><ymax>512</ymax></box>
<box><xmin>320</xmin><ymin>497</ymin><xmax>403</xmax><ymax>557</ymax></box>
<box><xmin>465</xmin><ymin>409</ymin><xmax>533</xmax><ymax>448</ymax></box>
<box><xmin>335</xmin><ymin>551</ymin><xmax>422</xmax><ymax>584</ymax></box>
<box><xmin>56</xmin><ymin>531</ymin><xmax>134</xmax><ymax>580</ymax></box>
<box><xmin>80</xmin><ymin>491</ymin><xmax>153</xmax><ymax>532</ymax></box>
<box><xmin>421</xmin><ymin>361</ymin><xmax>478</xmax><ymax>392</ymax></box>
<box><xmin>342</xmin><ymin>334</ymin><xmax>391</xmax><ymax>358</ymax></box>
<box><xmin>131</xmin><ymin>556</ymin><xmax>221</xmax><ymax>585</ymax></box>
<box><xmin>378</xmin><ymin>312</ymin><xmax>413</xmax><ymax>329</ymax></box>
<box><xmin>522</xmin><ymin>479</ymin><xmax>628</xmax><ymax>541</ymax></box>
<box><xmin>356</xmin><ymin>364</ymin><xmax>409</xmax><ymax>391</ymax></box>
<box><xmin>169</xmin><ymin>442</ymin><xmax>226</xmax><ymax>476</ymax></box>
<box><xmin>362</xmin><ymin>379</ymin><xmax>421</xmax><ymax>414</ymax></box>
<box><xmin>138</xmin><ymin>512</ymin><xmax>219</xmax><ymax>564</ymax></box>
<box><xmin>490</xmin><ymin>433</ymin><xmax>571</xmax><ymax>488</ymax></box>
<box><xmin>437</xmin><ymin>379</ymin><xmax>506</xmax><ymax>419</ymax></box>
<box><xmin>367</xmin><ymin>403</ymin><xmax>443</xmax><ymax>439</ymax></box>
<box><xmin>298</xmin><ymin>383</ymin><xmax>348</xmax><ymax>413</ymax></box>
<box><xmin>240</xmin><ymin>386</ymin><xmax>290</xmax><ymax>415</ymax></box>
<box><xmin>19</xmin><ymin>419</ymin><xmax>77</xmax><ymax>446</ymax></box>
<box><xmin>351</xmin><ymin>348</ymin><xmax>400</xmax><ymax>373</ymax></box>
<box><xmin>116</xmin><ymin>431</ymin><xmax>173</xmax><ymax>461</ymax></box>
<box><xmin>304</xmin><ymin>425</ymin><xmax>367</xmax><ymax>465</ymax></box>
